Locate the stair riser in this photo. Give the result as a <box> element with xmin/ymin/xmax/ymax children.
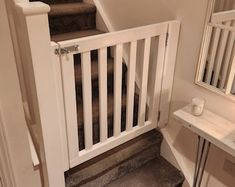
<box><xmin>49</xmin><ymin>13</ymin><xmax>96</xmax><ymax>35</ymax></box>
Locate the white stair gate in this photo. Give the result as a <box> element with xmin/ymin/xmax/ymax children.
<box><xmin>52</xmin><ymin>22</ymin><xmax>180</xmax><ymax>169</ymax></box>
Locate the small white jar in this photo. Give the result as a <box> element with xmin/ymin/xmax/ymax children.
<box><xmin>191</xmin><ymin>97</ymin><xmax>205</xmax><ymax>116</ymax></box>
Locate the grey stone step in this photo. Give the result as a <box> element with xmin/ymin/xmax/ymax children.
<box><xmin>65</xmin><ymin>130</ymin><xmax>163</xmax><ymax>187</ymax></box>
<box><xmin>106</xmin><ymin>156</ymin><xmax>185</xmax><ymax>187</ymax></box>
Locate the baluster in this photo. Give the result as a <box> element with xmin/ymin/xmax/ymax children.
<box><xmin>205</xmin><ymin>27</ymin><xmax>221</xmax><ymax>84</ymax></box>
<box><xmin>81</xmin><ymin>51</ymin><xmax>93</xmax><ymax>149</ymax></box>
<box><xmin>212</xmin><ymin>21</ymin><xmax>231</xmax><ymax>86</ymax></box>
<box><xmin>114</xmin><ymin>44</ymin><xmax>123</xmax><ymax>137</ymax></box>
<box><xmin>98</xmin><ymin>47</ymin><xmax>108</xmax><ymax>142</ymax></box>
<box><xmin>138</xmin><ymin>38</ymin><xmax>151</xmax><ymax>127</ymax></box>
<box><xmin>126</xmin><ymin>41</ymin><xmax>137</xmax><ymax>131</ymax></box>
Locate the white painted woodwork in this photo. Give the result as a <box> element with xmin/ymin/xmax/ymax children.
<box><xmin>212</xmin><ymin>21</ymin><xmax>231</xmax><ymax>86</ymax></box>
<box><xmin>58</xmin><ymin>23</ymin><xmax>168</xmax><ymax>53</ymax></box>
<box><xmin>159</xmin><ymin>21</ymin><xmax>181</xmax><ymax>127</ymax></box>
<box><xmin>219</xmin><ymin>29</ymin><xmax>235</xmax><ymax>89</ymax></box>
<box><xmin>57</xmin><ymin>21</ymin><xmax>180</xmax><ymax>168</ymax></box>
<box><xmin>114</xmin><ymin>44</ymin><xmax>123</xmax><ymax>137</ymax></box>
<box><xmin>98</xmin><ymin>48</ymin><xmax>108</xmax><ymax>142</ymax></box>
<box><xmin>137</xmin><ymin>38</ymin><xmax>151</xmax><ymax>127</ymax></box>
<box><xmin>81</xmin><ymin>52</ymin><xmax>93</xmax><ymax>149</ymax></box>
<box><xmin>27</xmin><ymin>131</ymin><xmax>39</xmax><ymax>167</ymax></box>
<box><xmin>149</xmin><ymin>35</ymin><xmax>167</xmax><ymax>126</ymax></box>
<box><xmin>174</xmin><ymin>105</ymin><xmax>235</xmax><ymax>157</ymax></box>
<box><xmin>51</xmin><ymin>42</ymin><xmax>69</xmax><ymax>171</ymax></box>
<box><xmin>205</xmin><ymin>27</ymin><xmax>221</xmax><ymax>84</ymax></box>
<box><xmin>126</xmin><ymin>41</ymin><xmax>137</xmax><ymax>131</ymax></box>
<box><xmin>211</xmin><ymin>9</ymin><xmax>235</xmax><ymax>23</ymax></box>
<box><xmin>226</xmin><ymin>55</ymin><xmax>235</xmax><ymax>94</ymax></box>
<box><xmin>15</xmin><ymin>2</ymin><xmax>65</xmax><ymax>187</ymax></box>
<box><xmin>60</xmin><ymin>52</ymin><xmax>79</xmax><ymax>164</ymax></box>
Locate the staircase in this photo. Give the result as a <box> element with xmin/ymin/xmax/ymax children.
<box><xmin>29</xmin><ymin>0</ymin><xmax>184</xmax><ymax>186</ymax></box>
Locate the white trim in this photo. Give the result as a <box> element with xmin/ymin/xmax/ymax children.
<box><xmin>15</xmin><ymin>2</ymin><xmax>50</xmax><ymax>16</ymax></box>
<box><xmin>0</xmin><ymin>107</ymin><xmax>16</xmax><ymax>187</ymax></box>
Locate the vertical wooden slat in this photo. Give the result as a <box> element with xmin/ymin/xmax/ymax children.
<box><xmin>126</xmin><ymin>41</ymin><xmax>137</xmax><ymax>131</ymax></box>
<box><xmin>98</xmin><ymin>48</ymin><xmax>108</xmax><ymax>142</ymax></box>
<box><xmin>60</xmin><ymin>53</ymin><xmax>79</xmax><ymax>163</ymax></box>
<box><xmin>114</xmin><ymin>44</ymin><xmax>123</xmax><ymax>137</ymax></box>
<box><xmin>138</xmin><ymin>38</ymin><xmax>151</xmax><ymax>127</ymax></box>
<box><xmin>212</xmin><ymin>21</ymin><xmax>231</xmax><ymax>86</ymax></box>
<box><xmin>149</xmin><ymin>34</ymin><xmax>167</xmax><ymax>125</ymax></box>
<box><xmin>220</xmin><ymin>24</ymin><xmax>235</xmax><ymax>89</ymax></box>
<box><xmin>81</xmin><ymin>52</ymin><xmax>93</xmax><ymax>149</ymax></box>
<box><xmin>205</xmin><ymin>27</ymin><xmax>221</xmax><ymax>84</ymax></box>
<box><xmin>225</xmin><ymin>55</ymin><xmax>235</xmax><ymax>94</ymax></box>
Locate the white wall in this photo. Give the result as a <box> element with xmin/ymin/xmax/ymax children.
<box><xmin>0</xmin><ymin>0</ymin><xmax>42</xmax><ymax>186</ymax></box>
<box><xmin>97</xmin><ymin>0</ymin><xmax>235</xmax><ymax>186</ymax></box>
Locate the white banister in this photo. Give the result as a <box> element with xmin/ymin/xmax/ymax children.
<box><xmin>81</xmin><ymin>52</ymin><xmax>93</xmax><ymax>149</ymax></box>
<box><xmin>211</xmin><ymin>9</ymin><xmax>235</xmax><ymax>23</ymax></box>
<box><xmin>126</xmin><ymin>41</ymin><xmax>137</xmax><ymax>131</ymax></box>
<box><xmin>137</xmin><ymin>38</ymin><xmax>151</xmax><ymax>127</ymax></box>
<box><xmin>98</xmin><ymin>48</ymin><xmax>108</xmax><ymax>142</ymax></box>
<box><xmin>15</xmin><ymin>2</ymin><xmax>65</xmax><ymax>187</ymax></box>
<box><xmin>114</xmin><ymin>44</ymin><xmax>123</xmax><ymax>137</ymax></box>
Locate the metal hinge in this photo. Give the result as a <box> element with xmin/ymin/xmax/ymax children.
<box><xmin>165</xmin><ymin>33</ymin><xmax>169</xmax><ymax>46</ymax></box>
<box><xmin>157</xmin><ymin>111</ymin><xmax>161</xmax><ymax>122</ymax></box>
<box><xmin>55</xmin><ymin>45</ymin><xmax>79</xmax><ymax>55</ymax></box>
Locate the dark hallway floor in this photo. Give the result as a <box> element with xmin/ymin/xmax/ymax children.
<box><xmin>106</xmin><ymin>156</ymin><xmax>184</xmax><ymax>187</ymax></box>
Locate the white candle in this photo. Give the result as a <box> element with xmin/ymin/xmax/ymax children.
<box><xmin>191</xmin><ymin>97</ymin><xmax>205</xmax><ymax>116</ymax></box>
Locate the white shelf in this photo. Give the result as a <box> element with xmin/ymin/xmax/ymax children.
<box><xmin>174</xmin><ymin>105</ymin><xmax>235</xmax><ymax>157</ymax></box>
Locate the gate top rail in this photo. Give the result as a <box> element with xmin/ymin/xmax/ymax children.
<box><xmin>55</xmin><ymin>21</ymin><xmax>178</xmax><ymax>53</ymax></box>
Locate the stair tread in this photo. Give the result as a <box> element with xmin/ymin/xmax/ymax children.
<box><xmin>49</xmin><ymin>2</ymin><xmax>96</xmax><ymax>17</ymax></box>
<box><xmin>75</xmin><ymin>57</ymin><xmax>114</xmax><ymax>84</ymax></box>
<box><xmin>66</xmin><ymin>130</ymin><xmax>163</xmax><ymax>187</ymax></box>
<box><xmin>51</xmin><ymin>29</ymin><xmax>104</xmax><ymax>42</ymax></box>
<box><xmin>106</xmin><ymin>156</ymin><xmax>185</xmax><ymax>187</ymax></box>
<box><xmin>77</xmin><ymin>93</ymin><xmax>128</xmax><ymax>127</ymax></box>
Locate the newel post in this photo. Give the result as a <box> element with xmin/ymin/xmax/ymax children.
<box><xmin>15</xmin><ymin>2</ymin><xmax>65</xmax><ymax>187</ymax></box>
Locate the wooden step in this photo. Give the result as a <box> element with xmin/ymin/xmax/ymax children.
<box><xmin>51</xmin><ymin>29</ymin><xmax>104</xmax><ymax>42</ymax></box>
<box><xmin>65</xmin><ymin>130</ymin><xmax>164</xmax><ymax>187</ymax></box>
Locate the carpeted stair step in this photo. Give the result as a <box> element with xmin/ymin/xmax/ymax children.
<box><xmin>48</xmin><ymin>2</ymin><xmax>96</xmax><ymax>35</ymax></box>
<box><xmin>65</xmin><ymin>130</ymin><xmax>164</xmax><ymax>187</ymax></box>
<box><xmin>107</xmin><ymin>156</ymin><xmax>185</xmax><ymax>187</ymax></box>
